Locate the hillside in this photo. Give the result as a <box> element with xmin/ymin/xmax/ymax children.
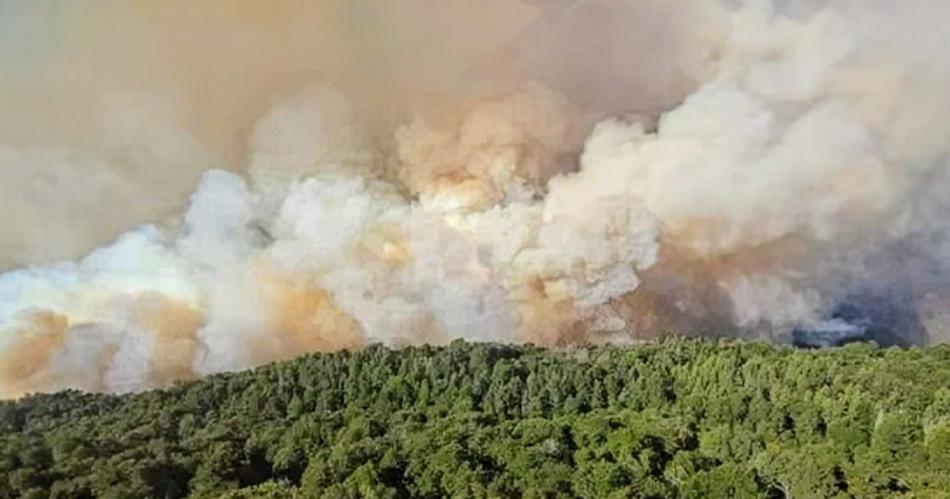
<box><xmin>3</xmin><ymin>339</ymin><xmax>950</xmax><ymax>498</ymax></box>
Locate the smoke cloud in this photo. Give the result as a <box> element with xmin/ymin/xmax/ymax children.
<box><xmin>1</xmin><ymin>0</ymin><xmax>949</xmax><ymax>397</ymax></box>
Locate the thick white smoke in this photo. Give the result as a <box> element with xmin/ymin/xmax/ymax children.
<box><xmin>1</xmin><ymin>0</ymin><xmax>949</xmax><ymax>397</ymax></box>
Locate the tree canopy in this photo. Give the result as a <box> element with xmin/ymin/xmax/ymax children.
<box><xmin>2</xmin><ymin>339</ymin><xmax>950</xmax><ymax>498</ymax></box>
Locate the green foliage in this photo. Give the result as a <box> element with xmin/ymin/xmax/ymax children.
<box><xmin>2</xmin><ymin>339</ymin><xmax>950</xmax><ymax>497</ymax></box>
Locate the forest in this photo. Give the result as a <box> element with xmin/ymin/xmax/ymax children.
<box><xmin>2</xmin><ymin>339</ymin><xmax>950</xmax><ymax>498</ymax></box>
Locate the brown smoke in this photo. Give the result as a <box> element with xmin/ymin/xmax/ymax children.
<box><xmin>2</xmin><ymin>0</ymin><xmax>950</xmax><ymax>397</ymax></box>
<box><xmin>250</xmin><ymin>262</ymin><xmax>366</xmax><ymax>364</ymax></box>
<box><xmin>0</xmin><ymin>0</ymin><xmax>707</xmax><ymax>268</ymax></box>
<box><xmin>0</xmin><ymin>311</ymin><xmax>68</xmax><ymax>397</ymax></box>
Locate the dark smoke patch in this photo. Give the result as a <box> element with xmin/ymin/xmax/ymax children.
<box><xmin>791</xmin><ymin>294</ymin><xmax>929</xmax><ymax>348</ymax></box>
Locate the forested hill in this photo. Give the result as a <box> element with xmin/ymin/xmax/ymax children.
<box><xmin>3</xmin><ymin>340</ymin><xmax>950</xmax><ymax>498</ymax></box>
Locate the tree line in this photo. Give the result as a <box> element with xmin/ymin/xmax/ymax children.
<box><xmin>2</xmin><ymin>339</ymin><xmax>950</xmax><ymax>498</ymax></box>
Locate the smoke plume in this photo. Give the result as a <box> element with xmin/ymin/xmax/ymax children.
<box><xmin>1</xmin><ymin>0</ymin><xmax>949</xmax><ymax>397</ymax></box>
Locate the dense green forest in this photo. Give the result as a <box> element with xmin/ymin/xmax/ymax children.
<box><xmin>3</xmin><ymin>339</ymin><xmax>950</xmax><ymax>498</ymax></box>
